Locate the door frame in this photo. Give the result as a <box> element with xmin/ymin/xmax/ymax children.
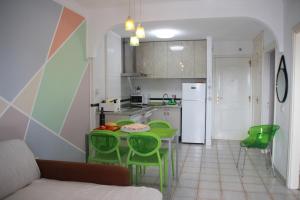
<box><xmin>287</xmin><ymin>22</ymin><xmax>300</xmax><ymax>189</ymax></box>
<box><xmin>262</xmin><ymin>44</ymin><xmax>276</xmax><ymax>124</ymax></box>
<box><xmin>212</xmin><ymin>55</ymin><xmax>252</xmax><ymax>140</ymax></box>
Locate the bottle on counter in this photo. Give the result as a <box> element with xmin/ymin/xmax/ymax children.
<box><xmin>99</xmin><ymin>107</ymin><xmax>105</xmax><ymax>126</ymax></box>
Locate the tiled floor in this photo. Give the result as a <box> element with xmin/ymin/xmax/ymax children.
<box><xmin>136</xmin><ymin>140</ymin><xmax>300</xmax><ymax>200</ymax></box>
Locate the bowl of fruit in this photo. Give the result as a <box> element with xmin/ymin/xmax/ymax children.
<box><xmin>95</xmin><ymin>122</ymin><xmax>120</xmax><ymax>131</ymax></box>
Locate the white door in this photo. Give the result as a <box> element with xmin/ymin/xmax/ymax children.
<box><xmin>214</xmin><ymin>57</ymin><xmax>251</xmax><ymax>140</ymax></box>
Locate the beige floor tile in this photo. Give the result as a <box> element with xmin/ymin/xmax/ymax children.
<box><xmin>200</xmin><ymin>174</ymin><xmax>220</xmax><ymax>182</ymax></box>
<box><xmin>267</xmin><ymin>185</ymin><xmax>293</xmax><ymax>195</ymax></box>
<box><xmin>271</xmin><ymin>193</ymin><xmax>297</xmax><ymax>200</ymax></box>
<box><xmin>176</xmin><ymin>179</ymin><xmax>199</xmax><ymax>189</ymax></box>
<box><xmin>223</xmin><ymin>191</ymin><xmax>246</xmax><ymax>200</ymax></box>
<box><xmin>221</xmin><ymin>175</ymin><xmax>241</xmax><ymax>183</ymax></box>
<box><xmin>198</xmin><ymin>189</ymin><xmax>221</xmax><ymax>200</ymax></box>
<box><xmin>243</xmin><ymin>183</ymin><xmax>267</xmax><ymax>193</ymax></box>
<box><xmin>199</xmin><ymin>181</ymin><xmax>220</xmax><ymax>190</ymax></box>
<box><xmin>241</xmin><ymin>176</ymin><xmax>262</xmax><ymax>184</ymax></box>
<box><xmin>173</xmin><ymin>187</ymin><xmax>198</xmax><ymax>198</ymax></box>
<box><xmin>221</xmin><ymin>182</ymin><xmax>244</xmax><ymax>191</ymax></box>
<box><xmin>246</xmin><ymin>192</ymin><xmax>272</xmax><ymax>200</ymax></box>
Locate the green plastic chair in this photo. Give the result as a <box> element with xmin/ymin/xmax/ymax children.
<box><xmin>148</xmin><ymin>120</ymin><xmax>172</xmax><ymax>129</ymax></box>
<box><xmin>115</xmin><ymin>119</ymin><xmax>135</xmax><ymax>126</ymax></box>
<box><xmin>127</xmin><ymin>132</ymin><xmax>168</xmax><ymax>192</ymax></box>
<box><xmin>88</xmin><ymin>130</ymin><xmax>128</xmax><ymax>165</ymax></box>
<box><xmin>148</xmin><ymin>120</ymin><xmax>175</xmax><ymax>177</ymax></box>
<box><xmin>236</xmin><ymin>124</ymin><xmax>280</xmax><ymax>176</ymax></box>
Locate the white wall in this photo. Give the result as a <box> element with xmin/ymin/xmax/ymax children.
<box><xmin>273</xmin><ymin>0</ymin><xmax>300</xmax><ymax>188</ymax></box>
<box><xmin>105</xmin><ymin>31</ymin><xmax>122</xmax><ymax>99</ymax></box>
<box><xmin>213</xmin><ymin>41</ymin><xmax>253</xmax><ymax>56</ymax></box>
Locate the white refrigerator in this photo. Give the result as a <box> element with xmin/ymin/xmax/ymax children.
<box><xmin>182</xmin><ymin>83</ymin><xmax>206</xmax><ymax>144</ymax></box>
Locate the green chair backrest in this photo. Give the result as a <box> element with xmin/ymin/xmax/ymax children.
<box><xmin>89</xmin><ymin>130</ymin><xmax>120</xmax><ymax>154</ymax></box>
<box><xmin>127</xmin><ymin>132</ymin><xmax>161</xmax><ymax>157</ymax></box>
<box><xmin>248</xmin><ymin>125</ymin><xmax>280</xmax><ymax>149</ymax></box>
<box><xmin>148</xmin><ymin>120</ymin><xmax>172</xmax><ymax>129</ymax></box>
<box><xmin>115</xmin><ymin>119</ymin><xmax>135</xmax><ymax>126</ymax></box>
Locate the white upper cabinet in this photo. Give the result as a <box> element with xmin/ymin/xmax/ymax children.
<box><xmin>136</xmin><ymin>40</ymin><xmax>207</xmax><ymax>78</ymax></box>
<box><xmin>181</xmin><ymin>41</ymin><xmax>195</xmax><ymax>78</ymax></box>
<box><xmin>167</xmin><ymin>41</ymin><xmax>183</xmax><ymax>78</ymax></box>
<box><xmin>194</xmin><ymin>40</ymin><xmax>207</xmax><ymax>78</ymax></box>
<box><xmin>136</xmin><ymin>42</ymin><xmax>154</xmax><ymax>76</ymax></box>
<box><xmin>154</xmin><ymin>42</ymin><xmax>168</xmax><ymax>78</ymax></box>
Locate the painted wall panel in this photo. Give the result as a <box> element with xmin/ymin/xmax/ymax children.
<box><xmin>48</xmin><ymin>7</ymin><xmax>85</xmax><ymax>58</ymax></box>
<box><xmin>0</xmin><ymin>0</ymin><xmax>62</xmax><ymax>101</ymax></box>
<box><xmin>13</xmin><ymin>69</ymin><xmax>44</xmax><ymax>115</ymax></box>
<box><xmin>32</xmin><ymin>22</ymin><xmax>87</xmax><ymax>133</ymax></box>
<box><xmin>0</xmin><ymin>98</ymin><xmax>8</xmax><ymax>115</ymax></box>
<box><xmin>26</xmin><ymin>120</ymin><xmax>85</xmax><ymax>162</ymax></box>
<box><xmin>0</xmin><ymin>107</ymin><xmax>29</xmax><ymax>141</ymax></box>
<box><xmin>61</xmin><ymin>66</ymin><xmax>90</xmax><ymax>150</ymax></box>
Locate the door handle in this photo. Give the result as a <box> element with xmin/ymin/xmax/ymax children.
<box><xmin>216</xmin><ymin>96</ymin><xmax>223</xmax><ymax>104</ymax></box>
<box><xmin>248</xmin><ymin>96</ymin><xmax>251</xmax><ymax>102</ymax></box>
<box><xmin>256</xmin><ymin>97</ymin><xmax>259</xmax><ymax>104</ymax></box>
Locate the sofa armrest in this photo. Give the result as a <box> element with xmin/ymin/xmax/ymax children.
<box><xmin>36</xmin><ymin>159</ymin><xmax>130</xmax><ymax>186</ymax></box>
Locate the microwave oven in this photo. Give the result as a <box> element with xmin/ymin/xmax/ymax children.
<box><xmin>130</xmin><ymin>94</ymin><xmax>148</xmax><ymax>105</ymax></box>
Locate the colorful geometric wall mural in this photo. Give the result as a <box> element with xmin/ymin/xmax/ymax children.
<box><xmin>0</xmin><ymin>0</ymin><xmax>89</xmax><ymax>162</ymax></box>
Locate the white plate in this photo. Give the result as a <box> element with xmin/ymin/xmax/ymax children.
<box><xmin>121</xmin><ymin>126</ymin><xmax>150</xmax><ymax>133</ymax></box>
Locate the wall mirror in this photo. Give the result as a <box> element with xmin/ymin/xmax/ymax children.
<box><xmin>276</xmin><ymin>55</ymin><xmax>288</xmax><ymax>103</ymax></box>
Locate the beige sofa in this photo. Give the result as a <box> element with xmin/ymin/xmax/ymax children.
<box><xmin>0</xmin><ymin>140</ymin><xmax>162</xmax><ymax>200</ymax></box>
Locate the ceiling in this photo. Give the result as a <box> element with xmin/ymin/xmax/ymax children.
<box><xmin>112</xmin><ymin>18</ymin><xmax>268</xmax><ymax>42</ymax></box>
<box><xmin>72</xmin><ymin>0</ymin><xmax>192</xmax><ymax>9</ymax></box>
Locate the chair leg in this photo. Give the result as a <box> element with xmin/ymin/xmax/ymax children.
<box><xmin>241</xmin><ymin>148</ymin><xmax>247</xmax><ymax>177</ymax></box>
<box><xmin>269</xmin><ymin>149</ymin><xmax>276</xmax><ymax>177</ymax></box>
<box><xmin>135</xmin><ymin>165</ymin><xmax>139</xmax><ymax>185</ymax></box>
<box><xmin>236</xmin><ymin>146</ymin><xmax>242</xmax><ymax>169</ymax></box>
<box><xmin>264</xmin><ymin>150</ymin><xmax>269</xmax><ymax>170</ymax></box>
<box><xmin>128</xmin><ymin>165</ymin><xmax>134</xmax><ymax>185</ymax></box>
<box><xmin>171</xmin><ymin>151</ymin><xmax>175</xmax><ymax>177</ymax></box>
<box><xmin>159</xmin><ymin>163</ymin><xmax>164</xmax><ymax>192</ymax></box>
<box><xmin>164</xmin><ymin>154</ymin><xmax>168</xmax><ymax>186</ymax></box>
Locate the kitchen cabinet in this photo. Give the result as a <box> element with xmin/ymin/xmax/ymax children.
<box><xmin>167</xmin><ymin>41</ymin><xmax>183</xmax><ymax>78</ymax></box>
<box><xmin>194</xmin><ymin>40</ymin><xmax>207</xmax><ymax>78</ymax></box>
<box><xmin>136</xmin><ymin>42</ymin><xmax>154</xmax><ymax>77</ymax></box>
<box><xmin>136</xmin><ymin>40</ymin><xmax>207</xmax><ymax>78</ymax></box>
<box><xmin>154</xmin><ymin>42</ymin><xmax>168</xmax><ymax>78</ymax></box>
<box><xmin>181</xmin><ymin>41</ymin><xmax>195</xmax><ymax>78</ymax></box>
<box><xmin>150</xmin><ymin>107</ymin><xmax>181</xmax><ymax>135</ymax></box>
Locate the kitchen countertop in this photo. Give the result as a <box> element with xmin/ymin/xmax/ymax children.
<box><xmin>103</xmin><ymin>104</ymin><xmax>181</xmax><ymax>116</ymax></box>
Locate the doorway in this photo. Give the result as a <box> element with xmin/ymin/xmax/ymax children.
<box><xmin>213</xmin><ymin>57</ymin><xmax>251</xmax><ymax>140</ymax></box>
<box><xmin>288</xmin><ymin>24</ymin><xmax>300</xmax><ymax>189</ymax></box>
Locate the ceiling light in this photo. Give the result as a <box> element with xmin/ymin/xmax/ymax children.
<box><xmin>151</xmin><ymin>29</ymin><xmax>179</xmax><ymax>39</ymax></box>
<box><xmin>125</xmin><ymin>16</ymin><xmax>135</xmax><ymax>31</ymax></box>
<box><xmin>136</xmin><ymin>23</ymin><xmax>145</xmax><ymax>38</ymax></box>
<box><xmin>130</xmin><ymin>36</ymin><xmax>139</xmax><ymax>46</ymax></box>
<box><xmin>170</xmin><ymin>45</ymin><xmax>184</xmax><ymax>51</ymax></box>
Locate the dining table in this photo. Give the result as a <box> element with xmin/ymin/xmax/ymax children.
<box><xmin>85</xmin><ymin>126</ymin><xmax>179</xmax><ymax>199</ymax></box>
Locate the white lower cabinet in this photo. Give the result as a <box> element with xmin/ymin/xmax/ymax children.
<box><xmin>150</xmin><ymin>107</ymin><xmax>181</xmax><ymax>135</ymax></box>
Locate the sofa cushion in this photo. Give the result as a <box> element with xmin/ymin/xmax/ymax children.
<box><xmin>4</xmin><ymin>179</ymin><xmax>162</xmax><ymax>200</ymax></box>
<box><xmin>0</xmin><ymin>140</ymin><xmax>40</xmax><ymax>199</ymax></box>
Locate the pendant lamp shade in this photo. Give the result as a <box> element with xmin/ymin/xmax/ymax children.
<box><xmin>136</xmin><ymin>23</ymin><xmax>145</xmax><ymax>38</ymax></box>
<box><xmin>130</xmin><ymin>36</ymin><xmax>139</xmax><ymax>46</ymax></box>
<box><xmin>125</xmin><ymin>16</ymin><xmax>135</xmax><ymax>31</ymax></box>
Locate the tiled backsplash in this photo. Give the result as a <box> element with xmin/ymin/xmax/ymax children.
<box><xmin>130</xmin><ymin>78</ymin><xmax>205</xmax><ymax>98</ymax></box>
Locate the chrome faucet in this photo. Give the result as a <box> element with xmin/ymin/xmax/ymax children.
<box><xmin>162</xmin><ymin>93</ymin><xmax>169</xmax><ymax>105</ymax></box>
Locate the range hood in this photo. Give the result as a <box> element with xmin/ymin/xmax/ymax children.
<box><xmin>121</xmin><ymin>38</ymin><xmax>141</xmax><ymax>77</ymax></box>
